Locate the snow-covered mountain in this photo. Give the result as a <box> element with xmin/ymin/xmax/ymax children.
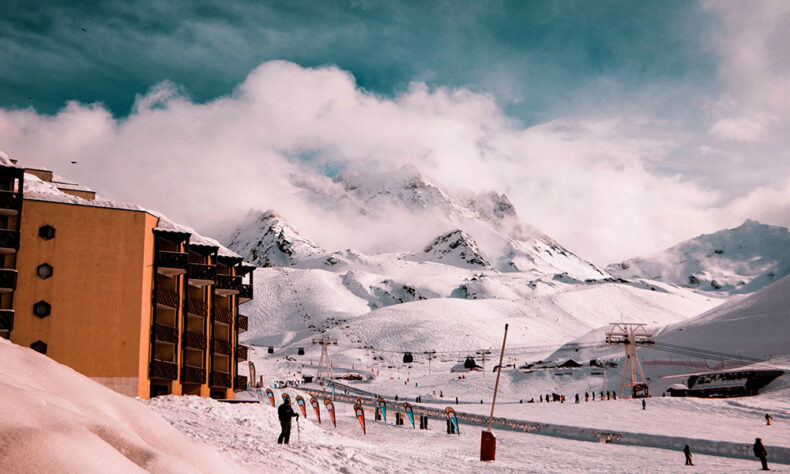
<box><xmin>230</xmin><ymin>167</ymin><xmax>605</xmax><ymax>280</ymax></box>
<box><xmin>226</xmin><ymin>210</ymin><xmax>326</xmax><ymax>267</ymax></box>
<box><xmin>606</xmin><ymin>220</ymin><xmax>790</xmax><ymax>294</ymax></box>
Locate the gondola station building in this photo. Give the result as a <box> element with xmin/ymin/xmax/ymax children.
<box><xmin>0</xmin><ymin>153</ymin><xmax>254</xmax><ymax>399</ymax></box>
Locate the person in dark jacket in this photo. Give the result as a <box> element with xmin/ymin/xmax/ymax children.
<box><xmin>277</xmin><ymin>398</ymin><xmax>299</xmax><ymax>444</ymax></box>
<box><xmin>754</xmin><ymin>438</ymin><xmax>769</xmax><ymax>470</ymax></box>
<box><xmin>683</xmin><ymin>444</ymin><xmax>693</xmax><ymax>466</ymax></box>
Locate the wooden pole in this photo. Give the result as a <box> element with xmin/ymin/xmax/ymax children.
<box><xmin>487</xmin><ymin>324</ymin><xmax>509</xmax><ymax>431</ymax></box>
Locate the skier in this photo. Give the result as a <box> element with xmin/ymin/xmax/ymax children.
<box><xmin>540</xmin><ymin>395</ymin><xmax>543</xmax><ymax>403</ymax></box>
<box><xmin>277</xmin><ymin>398</ymin><xmax>299</xmax><ymax>444</ymax></box>
<box><xmin>765</xmin><ymin>413</ymin><xmax>772</xmax><ymax>426</ymax></box>
<box><xmin>585</xmin><ymin>392</ymin><xmax>589</xmax><ymax>402</ymax></box>
<box><xmin>753</xmin><ymin>438</ymin><xmax>769</xmax><ymax>470</ymax></box>
<box><xmin>575</xmin><ymin>393</ymin><xmax>579</xmax><ymax>404</ymax></box>
<box><xmin>642</xmin><ymin>399</ymin><xmax>646</xmax><ymax>410</ymax></box>
<box><xmin>683</xmin><ymin>444</ymin><xmax>693</xmax><ymax>466</ymax></box>
<box><xmin>606</xmin><ymin>391</ymin><xmax>611</xmax><ymax>400</ymax></box>
<box><xmin>592</xmin><ymin>392</ymin><xmax>595</xmax><ymax>401</ymax></box>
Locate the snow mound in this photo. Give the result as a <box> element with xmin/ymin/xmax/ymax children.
<box><xmin>607</xmin><ymin>220</ymin><xmax>790</xmax><ymax>294</ymax></box>
<box><xmin>0</xmin><ymin>338</ymin><xmax>239</xmax><ymax>473</ymax></box>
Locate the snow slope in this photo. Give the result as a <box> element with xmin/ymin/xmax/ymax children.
<box><xmin>607</xmin><ymin>220</ymin><xmax>790</xmax><ymax>294</ymax></box>
<box><xmin>0</xmin><ymin>338</ymin><xmax>240</xmax><ymax>473</ymax></box>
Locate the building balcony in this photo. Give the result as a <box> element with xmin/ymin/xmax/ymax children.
<box><xmin>215</xmin><ymin>306</ymin><xmax>232</xmax><ymax>325</ymax></box>
<box><xmin>181</xmin><ymin>365</ymin><xmax>205</xmax><ymax>385</ymax></box>
<box><xmin>237</xmin><ymin>344</ymin><xmax>248</xmax><ymax>361</ymax></box>
<box><xmin>0</xmin><ymin>268</ymin><xmax>17</xmax><ymax>293</ymax></box>
<box><xmin>212</xmin><ymin>338</ymin><xmax>232</xmax><ymax>355</ymax></box>
<box><xmin>156</xmin><ymin>251</ymin><xmax>188</xmax><ymax>277</ymax></box>
<box><xmin>186</xmin><ymin>297</ymin><xmax>207</xmax><ymax>317</ymax></box>
<box><xmin>155</xmin><ymin>287</ymin><xmax>179</xmax><ymax>309</ymax></box>
<box><xmin>0</xmin><ymin>309</ymin><xmax>13</xmax><ymax>333</ymax></box>
<box><xmin>0</xmin><ymin>229</ymin><xmax>19</xmax><ymax>254</ymax></box>
<box><xmin>239</xmin><ymin>284</ymin><xmax>253</xmax><ymax>303</ymax></box>
<box><xmin>152</xmin><ymin>323</ymin><xmax>178</xmax><ymax>344</ymax></box>
<box><xmin>188</xmin><ymin>263</ymin><xmax>216</xmax><ymax>287</ymax></box>
<box><xmin>0</xmin><ymin>190</ymin><xmax>22</xmax><ymax>216</ymax></box>
<box><xmin>234</xmin><ymin>375</ymin><xmax>248</xmax><ymax>391</ymax></box>
<box><xmin>215</xmin><ymin>274</ymin><xmax>241</xmax><ymax>296</ymax></box>
<box><xmin>150</xmin><ymin>359</ymin><xmax>178</xmax><ymax>380</ymax></box>
<box><xmin>237</xmin><ymin>314</ymin><xmax>248</xmax><ymax>333</ymax></box>
<box><xmin>182</xmin><ymin>331</ymin><xmax>206</xmax><ymax>350</ymax></box>
<box><xmin>210</xmin><ymin>371</ymin><xmax>231</xmax><ymax>388</ymax></box>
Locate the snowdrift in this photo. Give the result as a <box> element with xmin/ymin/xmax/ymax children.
<box><xmin>0</xmin><ymin>338</ymin><xmax>240</xmax><ymax>473</ymax></box>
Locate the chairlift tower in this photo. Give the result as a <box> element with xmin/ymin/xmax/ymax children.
<box><xmin>312</xmin><ymin>335</ymin><xmax>337</xmax><ymax>385</ymax></box>
<box><xmin>605</xmin><ymin>323</ymin><xmax>654</xmax><ymax>398</ymax></box>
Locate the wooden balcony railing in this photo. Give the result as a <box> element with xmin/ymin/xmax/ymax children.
<box><xmin>156</xmin><ymin>251</ymin><xmax>188</xmax><ymax>272</ymax></box>
<box><xmin>0</xmin><ymin>309</ymin><xmax>13</xmax><ymax>332</ymax></box>
<box><xmin>0</xmin><ymin>269</ymin><xmax>17</xmax><ymax>292</ymax></box>
<box><xmin>210</xmin><ymin>371</ymin><xmax>232</xmax><ymax>388</ymax></box>
<box><xmin>181</xmin><ymin>365</ymin><xmax>205</xmax><ymax>385</ymax></box>
<box><xmin>186</xmin><ymin>298</ymin><xmax>207</xmax><ymax>317</ymax></box>
<box><xmin>0</xmin><ymin>229</ymin><xmax>19</xmax><ymax>251</ymax></box>
<box><xmin>234</xmin><ymin>375</ymin><xmax>248</xmax><ymax>391</ymax></box>
<box><xmin>213</xmin><ymin>338</ymin><xmax>232</xmax><ymax>355</ymax></box>
<box><xmin>188</xmin><ymin>263</ymin><xmax>216</xmax><ymax>283</ymax></box>
<box><xmin>215</xmin><ymin>274</ymin><xmax>241</xmax><ymax>295</ymax></box>
<box><xmin>239</xmin><ymin>284</ymin><xmax>253</xmax><ymax>302</ymax></box>
<box><xmin>155</xmin><ymin>287</ymin><xmax>179</xmax><ymax>309</ymax></box>
<box><xmin>237</xmin><ymin>344</ymin><xmax>248</xmax><ymax>361</ymax></box>
<box><xmin>0</xmin><ymin>190</ymin><xmax>22</xmax><ymax>213</ymax></box>
<box><xmin>182</xmin><ymin>331</ymin><xmax>206</xmax><ymax>350</ymax></box>
<box><xmin>237</xmin><ymin>314</ymin><xmax>248</xmax><ymax>333</ymax></box>
<box><xmin>215</xmin><ymin>306</ymin><xmax>232</xmax><ymax>325</ymax></box>
<box><xmin>150</xmin><ymin>359</ymin><xmax>178</xmax><ymax>380</ymax></box>
<box><xmin>152</xmin><ymin>323</ymin><xmax>178</xmax><ymax>343</ymax></box>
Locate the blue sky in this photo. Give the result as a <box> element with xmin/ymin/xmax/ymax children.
<box><xmin>1</xmin><ymin>0</ymin><xmax>718</xmax><ymax>124</ymax></box>
<box><xmin>1</xmin><ymin>1</ymin><xmax>788</xmax><ymax>263</ymax></box>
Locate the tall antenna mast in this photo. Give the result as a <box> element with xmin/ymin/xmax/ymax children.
<box><xmin>605</xmin><ymin>322</ymin><xmax>654</xmax><ymax>398</ymax></box>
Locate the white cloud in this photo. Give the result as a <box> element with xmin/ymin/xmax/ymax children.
<box><xmin>0</xmin><ymin>54</ymin><xmax>788</xmax><ymax>265</ymax></box>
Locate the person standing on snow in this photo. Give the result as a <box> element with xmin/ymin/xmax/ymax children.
<box><xmin>765</xmin><ymin>413</ymin><xmax>772</xmax><ymax>426</ymax></box>
<box><xmin>683</xmin><ymin>444</ymin><xmax>693</xmax><ymax>466</ymax></box>
<box><xmin>277</xmin><ymin>398</ymin><xmax>299</xmax><ymax>444</ymax></box>
<box><xmin>642</xmin><ymin>399</ymin><xmax>646</xmax><ymax>410</ymax></box>
<box><xmin>753</xmin><ymin>438</ymin><xmax>769</xmax><ymax>470</ymax></box>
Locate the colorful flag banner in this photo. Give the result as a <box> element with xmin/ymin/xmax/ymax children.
<box><xmin>324</xmin><ymin>399</ymin><xmax>336</xmax><ymax>427</ymax></box>
<box><xmin>248</xmin><ymin>361</ymin><xmax>256</xmax><ymax>388</ymax></box>
<box><xmin>445</xmin><ymin>407</ymin><xmax>460</xmax><ymax>435</ymax></box>
<box><xmin>353</xmin><ymin>402</ymin><xmax>366</xmax><ymax>435</ymax></box>
<box><xmin>265</xmin><ymin>388</ymin><xmax>275</xmax><ymax>407</ymax></box>
<box><xmin>403</xmin><ymin>402</ymin><xmax>415</xmax><ymax>428</ymax></box>
<box><xmin>310</xmin><ymin>396</ymin><xmax>321</xmax><ymax>424</ymax></box>
<box><xmin>377</xmin><ymin>397</ymin><xmax>387</xmax><ymax>423</ymax></box>
<box><xmin>295</xmin><ymin>395</ymin><xmax>307</xmax><ymax>418</ymax></box>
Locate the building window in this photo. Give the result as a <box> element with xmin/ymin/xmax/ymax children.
<box><xmin>39</xmin><ymin>225</ymin><xmax>56</xmax><ymax>240</ymax></box>
<box><xmin>31</xmin><ymin>340</ymin><xmax>47</xmax><ymax>354</ymax></box>
<box><xmin>37</xmin><ymin>263</ymin><xmax>53</xmax><ymax>279</ymax></box>
<box><xmin>33</xmin><ymin>301</ymin><xmax>51</xmax><ymax>319</ymax></box>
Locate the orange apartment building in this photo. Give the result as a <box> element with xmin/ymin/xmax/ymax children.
<box><xmin>0</xmin><ymin>158</ymin><xmax>254</xmax><ymax>399</ymax></box>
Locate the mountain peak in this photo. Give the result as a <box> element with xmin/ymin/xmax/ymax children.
<box><xmin>227</xmin><ymin>210</ymin><xmax>325</xmax><ymax>267</ymax></box>
<box><xmin>414</xmin><ymin>229</ymin><xmax>490</xmax><ymax>268</ymax></box>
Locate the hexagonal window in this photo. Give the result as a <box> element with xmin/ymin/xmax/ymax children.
<box><xmin>37</xmin><ymin>263</ymin><xmax>53</xmax><ymax>279</ymax></box>
<box><xmin>30</xmin><ymin>340</ymin><xmax>47</xmax><ymax>354</ymax></box>
<box><xmin>33</xmin><ymin>301</ymin><xmax>51</xmax><ymax>319</ymax></box>
<box><xmin>39</xmin><ymin>225</ymin><xmax>56</xmax><ymax>240</ymax></box>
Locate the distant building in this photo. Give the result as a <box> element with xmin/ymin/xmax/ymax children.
<box><xmin>0</xmin><ymin>156</ymin><xmax>254</xmax><ymax>399</ymax></box>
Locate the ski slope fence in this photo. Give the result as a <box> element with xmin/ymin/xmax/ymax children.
<box><xmin>297</xmin><ymin>385</ymin><xmax>790</xmax><ymax>465</ymax></box>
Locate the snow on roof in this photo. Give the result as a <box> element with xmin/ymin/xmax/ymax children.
<box><xmin>0</xmin><ymin>150</ymin><xmax>21</xmax><ymax>167</ymax></box>
<box><xmin>22</xmin><ymin>172</ymin><xmax>247</xmax><ymax>261</ymax></box>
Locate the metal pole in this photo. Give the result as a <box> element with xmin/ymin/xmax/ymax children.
<box><xmin>487</xmin><ymin>324</ymin><xmax>509</xmax><ymax>431</ymax></box>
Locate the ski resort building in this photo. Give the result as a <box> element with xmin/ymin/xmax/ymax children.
<box><xmin>0</xmin><ymin>157</ymin><xmax>254</xmax><ymax>399</ymax></box>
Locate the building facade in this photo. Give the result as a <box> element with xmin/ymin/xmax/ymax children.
<box><xmin>1</xmin><ymin>159</ymin><xmax>253</xmax><ymax>399</ymax></box>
